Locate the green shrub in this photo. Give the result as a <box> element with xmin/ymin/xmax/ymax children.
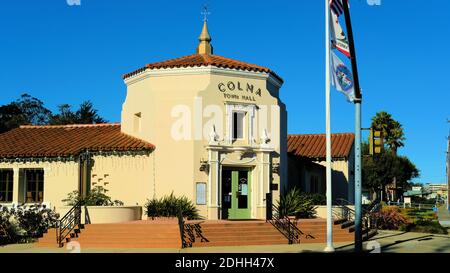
<box><xmin>275</xmin><ymin>187</ymin><xmax>317</xmax><ymax>219</ymax></box>
<box><xmin>145</xmin><ymin>192</ymin><xmax>201</xmax><ymax>220</ymax></box>
<box><xmin>401</xmin><ymin>220</ymin><xmax>448</xmax><ymax>235</ymax></box>
<box><xmin>308</xmin><ymin>193</ymin><xmax>326</xmax><ymax>205</ymax></box>
<box><xmin>62</xmin><ymin>186</ymin><xmax>124</xmax><ymax>206</ymax></box>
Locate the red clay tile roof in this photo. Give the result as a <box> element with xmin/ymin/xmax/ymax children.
<box><xmin>123</xmin><ymin>54</ymin><xmax>283</xmax><ymax>83</ymax></box>
<box><xmin>0</xmin><ymin>124</ymin><xmax>155</xmax><ymax>158</ymax></box>
<box><xmin>288</xmin><ymin>133</ymin><xmax>355</xmax><ymax>159</ymax></box>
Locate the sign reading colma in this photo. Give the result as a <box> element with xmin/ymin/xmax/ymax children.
<box><xmin>218</xmin><ymin>81</ymin><xmax>262</xmax><ymax>102</ymax></box>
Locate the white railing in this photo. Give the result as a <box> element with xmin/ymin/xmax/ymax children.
<box><xmin>386</xmin><ymin>201</ymin><xmax>436</xmax><ymax>210</ymax></box>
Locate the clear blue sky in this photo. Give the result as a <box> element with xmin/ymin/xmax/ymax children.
<box><xmin>0</xmin><ymin>0</ymin><xmax>448</xmax><ymax>184</ymax></box>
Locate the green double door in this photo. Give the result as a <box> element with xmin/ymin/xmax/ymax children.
<box><xmin>221</xmin><ymin>169</ymin><xmax>251</xmax><ymax>219</ymax></box>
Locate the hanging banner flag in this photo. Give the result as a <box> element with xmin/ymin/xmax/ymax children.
<box><xmin>331</xmin><ymin>51</ymin><xmax>355</xmax><ymax>102</ymax></box>
<box><xmin>330</xmin><ymin>0</ymin><xmax>344</xmax><ymax>17</ymax></box>
<box><xmin>330</xmin><ymin>12</ymin><xmax>351</xmax><ymax>58</ymax></box>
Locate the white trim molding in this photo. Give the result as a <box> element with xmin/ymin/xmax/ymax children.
<box><xmin>124</xmin><ymin>65</ymin><xmax>283</xmax><ymax>88</ymax></box>
<box><xmin>225</xmin><ymin>103</ymin><xmax>257</xmax><ymax>146</ymax></box>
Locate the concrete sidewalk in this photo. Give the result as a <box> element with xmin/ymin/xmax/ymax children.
<box><xmin>438</xmin><ymin>205</ymin><xmax>450</xmax><ymax>227</ymax></box>
<box><xmin>1</xmin><ymin>230</ymin><xmax>450</xmax><ymax>253</ymax></box>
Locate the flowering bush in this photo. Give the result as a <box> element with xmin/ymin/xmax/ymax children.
<box><xmin>0</xmin><ymin>204</ymin><xmax>59</xmax><ymax>245</ymax></box>
<box><xmin>371</xmin><ymin>206</ymin><xmax>409</xmax><ymax>230</ymax></box>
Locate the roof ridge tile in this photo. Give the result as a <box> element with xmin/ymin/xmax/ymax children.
<box><xmin>19</xmin><ymin>123</ymin><xmax>120</xmax><ymax>129</ymax></box>
<box><xmin>123</xmin><ymin>54</ymin><xmax>283</xmax><ymax>82</ymax></box>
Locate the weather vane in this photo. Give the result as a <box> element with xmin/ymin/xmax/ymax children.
<box><xmin>201</xmin><ymin>5</ymin><xmax>211</xmax><ymax>22</ymax></box>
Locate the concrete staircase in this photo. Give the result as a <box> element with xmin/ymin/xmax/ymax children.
<box><xmin>36</xmin><ymin>222</ymin><xmax>181</xmax><ymax>248</ymax></box>
<box><xmin>188</xmin><ymin>221</ymin><xmax>288</xmax><ymax>247</ymax></box>
<box><xmin>36</xmin><ymin>218</ymin><xmax>358</xmax><ymax>249</ymax></box>
<box><xmin>296</xmin><ymin>219</ymin><xmax>355</xmax><ymax>243</ymax></box>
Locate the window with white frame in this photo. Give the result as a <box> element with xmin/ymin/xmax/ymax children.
<box><xmin>226</xmin><ymin>103</ymin><xmax>256</xmax><ymax>145</ymax></box>
<box><xmin>232</xmin><ymin>111</ymin><xmax>245</xmax><ymax>141</ymax></box>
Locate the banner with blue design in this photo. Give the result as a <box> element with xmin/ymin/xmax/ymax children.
<box><xmin>331</xmin><ymin>51</ymin><xmax>355</xmax><ymax>102</ymax></box>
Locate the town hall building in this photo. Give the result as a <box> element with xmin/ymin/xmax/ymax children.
<box><xmin>0</xmin><ymin>21</ymin><xmax>287</xmax><ymax>221</ymax></box>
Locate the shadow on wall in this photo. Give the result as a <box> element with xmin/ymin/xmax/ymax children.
<box><xmin>287</xmin><ymin>154</ymin><xmax>351</xmax><ymax>204</ymax></box>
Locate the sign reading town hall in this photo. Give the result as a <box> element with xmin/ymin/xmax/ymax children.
<box><xmin>218</xmin><ymin>81</ymin><xmax>262</xmax><ymax>102</ymax></box>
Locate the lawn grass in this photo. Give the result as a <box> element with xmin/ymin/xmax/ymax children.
<box><xmin>400</xmin><ymin>208</ymin><xmax>438</xmax><ymax>223</ymax></box>
<box><xmin>382</xmin><ymin>206</ymin><xmax>447</xmax><ymax>235</ymax></box>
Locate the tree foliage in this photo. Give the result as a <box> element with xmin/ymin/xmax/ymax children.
<box><xmin>49</xmin><ymin>101</ymin><xmax>107</xmax><ymax>125</ymax></box>
<box><xmin>0</xmin><ymin>94</ymin><xmax>52</xmax><ymax>133</ymax></box>
<box><xmin>371</xmin><ymin>111</ymin><xmax>405</xmax><ymax>154</ymax></box>
<box><xmin>362</xmin><ymin>142</ymin><xmax>419</xmax><ymax>193</ymax></box>
<box><xmin>0</xmin><ymin>94</ymin><xmax>107</xmax><ymax>133</ymax></box>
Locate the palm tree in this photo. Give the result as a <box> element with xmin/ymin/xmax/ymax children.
<box><xmin>371</xmin><ymin>111</ymin><xmax>405</xmax><ymax>154</ymax></box>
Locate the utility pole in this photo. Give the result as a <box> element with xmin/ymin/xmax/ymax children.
<box><xmin>342</xmin><ymin>0</ymin><xmax>363</xmax><ymax>252</ymax></box>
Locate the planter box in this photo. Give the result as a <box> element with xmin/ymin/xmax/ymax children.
<box><xmin>57</xmin><ymin>206</ymin><xmax>143</xmax><ymax>224</ymax></box>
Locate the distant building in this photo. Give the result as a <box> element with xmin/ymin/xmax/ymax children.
<box><xmin>403</xmin><ymin>187</ymin><xmax>431</xmax><ymax>203</ymax></box>
<box><xmin>287</xmin><ymin>133</ymin><xmax>355</xmax><ymax>203</ymax></box>
<box><xmin>424</xmin><ymin>183</ymin><xmax>448</xmax><ymax>201</ymax></box>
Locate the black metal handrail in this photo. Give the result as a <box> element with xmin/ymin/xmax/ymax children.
<box><xmin>177</xmin><ymin>210</ymin><xmax>187</xmax><ymax>248</ymax></box>
<box><xmin>335</xmin><ymin>198</ymin><xmax>381</xmax><ymax>240</ymax></box>
<box><xmin>56</xmin><ymin>201</ymin><xmax>82</xmax><ymax>247</ymax></box>
<box><xmin>267</xmin><ymin>204</ymin><xmax>303</xmax><ymax>244</ymax></box>
<box><xmin>177</xmin><ymin>211</ymin><xmax>209</xmax><ymax>248</ymax></box>
<box><xmin>84</xmin><ymin>205</ymin><xmax>91</xmax><ymax>225</ymax></box>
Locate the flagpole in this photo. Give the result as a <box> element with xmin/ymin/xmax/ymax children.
<box><xmin>342</xmin><ymin>0</ymin><xmax>363</xmax><ymax>252</ymax></box>
<box><xmin>324</xmin><ymin>0</ymin><xmax>335</xmax><ymax>253</ymax></box>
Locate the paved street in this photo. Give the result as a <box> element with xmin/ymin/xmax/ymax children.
<box><xmin>1</xmin><ymin>230</ymin><xmax>450</xmax><ymax>253</ymax></box>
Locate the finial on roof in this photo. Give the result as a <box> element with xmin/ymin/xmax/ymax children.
<box><xmin>201</xmin><ymin>4</ymin><xmax>210</xmax><ymax>22</ymax></box>
<box><xmin>197</xmin><ymin>6</ymin><xmax>213</xmax><ymax>55</ymax></box>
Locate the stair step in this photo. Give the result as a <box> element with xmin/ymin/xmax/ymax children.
<box><xmin>334</xmin><ymin>219</ymin><xmax>347</xmax><ymax>225</ymax></box>
<box><xmin>72</xmin><ymin>236</ymin><xmax>180</xmax><ymax>242</ymax></box>
<box><xmin>192</xmin><ymin>240</ymin><xmax>288</xmax><ymax>247</ymax></box>
<box><xmin>341</xmin><ymin>221</ymin><xmax>355</xmax><ymax>229</ymax></box>
<box><xmin>191</xmin><ymin>235</ymin><xmax>285</xmax><ymax>242</ymax></box>
<box><xmin>362</xmin><ymin>230</ymin><xmax>378</xmax><ymax>240</ymax></box>
<box><xmin>63</xmin><ymin>242</ymin><xmax>181</xmax><ymax>248</ymax></box>
<box><xmin>195</xmin><ymin>231</ymin><xmax>282</xmax><ymax>237</ymax></box>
